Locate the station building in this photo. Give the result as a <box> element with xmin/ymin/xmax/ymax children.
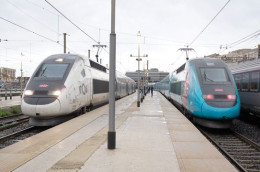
<box><xmin>125</xmin><ymin>68</ymin><xmax>169</xmax><ymax>83</ymax></box>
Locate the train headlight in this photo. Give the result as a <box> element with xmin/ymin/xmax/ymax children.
<box><xmin>49</xmin><ymin>90</ymin><xmax>61</xmax><ymax>96</ymax></box>
<box><xmin>24</xmin><ymin>90</ymin><xmax>33</xmax><ymax>96</ymax></box>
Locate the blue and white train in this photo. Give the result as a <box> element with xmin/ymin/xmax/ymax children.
<box><xmin>21</xmin><ymin>54</ymin><xmax>135</xmax><ymax>126</ymax></box>
<box><xmin>155</xmin><ymin>58</ymin><xmax>240</xmax><ymax>128</ymax></box>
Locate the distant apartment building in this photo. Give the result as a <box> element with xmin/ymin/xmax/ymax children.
<box><xmin>126</xmin><ymin>68</ymin><xmax>169</xmax><ymax>83</ymax></box>
<box><xmin>0</xmin><ymin>67</ymin><xmax>16</xmax><ymax>82</ymax></box>
<box><xmin>207</xmin><ymin>44</ymin><xmax>260</xmax><ymax>66</ymax></box>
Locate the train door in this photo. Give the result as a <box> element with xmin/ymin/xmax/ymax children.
<box><xmin>182</xmin><ymin>70</ymin><xmax>190</xmax><ymax>109</ymax></box>
<box><xmin>85</xmin><ymin>66</ymin><xmax>92</xmax><ymax>106</ymax></box>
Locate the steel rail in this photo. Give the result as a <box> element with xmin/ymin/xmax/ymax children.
<box><xmin>198</xmin><ymin>128</ymin><xmax>248</xmax><ymax>172</ymax></box>
<box><xmin>0</xmin><ymin>126</ymin><xmax>36</xmax><ymax>143</ymax></box>
<box><xmin>0</xmin><ymin>118</ymin><xmax>29</xmax><ymax>131</ymax></box>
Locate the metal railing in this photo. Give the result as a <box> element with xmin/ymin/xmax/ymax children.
<box><xmin>0</xmin><ymin>88</ymin><xmax>23</xmax><ymax>100</ymax></box>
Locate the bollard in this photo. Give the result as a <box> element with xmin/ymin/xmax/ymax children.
<box><xmin>10</xmin><ymin>89</ymin><xmax>12</xmax><ymax>100</ymax></box>
<box><xmin>5</xmin><ymin>88</ymin><xmax>7</xmax><ymax>100</ymax></box>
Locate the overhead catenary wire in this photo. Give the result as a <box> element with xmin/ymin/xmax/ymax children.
<box><xmin>6</xmin><ymin>0</ymin><xmax>58</xmax><ymax>34</ymax></box>
<box><xmin>189</xmin><ymin>0</ymin><xmax>231</xmax><ymax>47</ymax></box>
<box><xmin>28</xmin><ymin>0</ymin><xmax>220</xmax><ymax>50</ymax></box>
<box><xmin>219</xmin><ymin>29</ymin><xmax>260</xmax><ymax>54</ymax></box>
<box><xmin>44</xmin><ymin>0</ymin><xmax>99</xmax><ymax>44</ymax></box>
<box><xmin>0</xmin><ymin>16</ymin><xmax>76</xmax><ymax>53</ymax></box>
<box><xmin>227</xmin><ymin>29</ymin><xmax>260</xmax><ymax>48</ymax></box>
<box><xmin>0</xmin><ymin>16</ymin><xmax>58</xmax><ymax>43</ymax></box>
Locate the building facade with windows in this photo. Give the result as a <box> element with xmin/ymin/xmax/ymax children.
<box><xmin>207</xmin><ymin>44</ymin><xmax>260</xmax><ymax>66</ymax></box>
<box><xmin>0</xmin><ymin>67</ymin><xmax>16</xmax><ymax>82</ymax></box>
<box><xmin>125</xmin><ymin>68</ymin><xmax>169</xmax><ymax>83</ymax></box>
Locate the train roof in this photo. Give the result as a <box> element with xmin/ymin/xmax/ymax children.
<box><xmin>45</xmin><ymin>54</ymin><xmax>82</xmax><ymax>62</ymax></box>
<box><xmin>229</xmin><ymin>58</ymin><xmax>260</xmax><ymax>74</ymax></box>
<box><xmin>173</xmin><ymin>57</ymin><xmax>226</xmax><ymax>74</ymax></box>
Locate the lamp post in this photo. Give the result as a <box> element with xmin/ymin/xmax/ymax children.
<box><xmin>130</xmin><ymin>31</ymin><xmax>148</xmax><ymax>107</ymax></box>
<box><xmin>20</xmin><ymin>53</ymin><xmax>24</xmax><ymax>97</ymax></box>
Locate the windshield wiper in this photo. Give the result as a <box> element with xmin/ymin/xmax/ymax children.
<box><xmin>203</xmin><ymin>73</ymin><xmax>214</xmax><ymax>82</ymax></box>
<box><xmin>40</xmin><ymin>67</ymin><xmax>47</xmax><ymax>78</ymax></box>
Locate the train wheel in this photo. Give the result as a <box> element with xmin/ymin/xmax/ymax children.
<box><xmin>86</xmin><ymin>105</ymin><xmax>92</xmax><ymax>112</ymax></box>
<box><xmin>81</xmin><ymin>106</ymin><xmax>87</xmax><ymax>114</ymax></box>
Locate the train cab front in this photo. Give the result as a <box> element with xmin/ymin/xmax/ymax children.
<box><xmin>21</xmin><ymin>56</ymin><xmax>73</xmax><ymax>125</ymax></box>
<box><xmin>194</xmin><ymin>59</ymin><xmax>240</xmax><ymax>128</ymax></box>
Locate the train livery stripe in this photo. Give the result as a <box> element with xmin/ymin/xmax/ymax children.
<box><xmin>93</xmin><ymin>79</ymin><xmax>109</xmax><ymax>94</ymax></box>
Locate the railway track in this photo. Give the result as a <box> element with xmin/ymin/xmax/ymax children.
<box><xmin>199</xmin><ymin>128</ymin><xmax>260</xmax><ymax>172</ymax></box>
<box><xmin>0</xmin><ymin>114</ymin><xmax>29</xmax><ymax>131</ymax></box>
<box><xmin>0</xmin><ymin>126</ymin><xmax>46</xmax><ymax>149</ymax></box>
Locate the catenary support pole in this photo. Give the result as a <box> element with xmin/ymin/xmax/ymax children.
<box><xmin>63</xmin><ymin>33</ymin><xmax>67</xmax><ymax>53</ymax></box>
<box><xmin>108</xmin><ymin>0</ymin><xmax>116</xmax><ymax>149</ymax></box>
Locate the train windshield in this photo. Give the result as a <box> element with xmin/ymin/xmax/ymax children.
<box><xmin>200</xmin><ymin>68</ymin><xmax>229</xmax><ymax>82</ymax></box>
<box><xmin>35</xmin><ymin>63</ymin><xmax>69</xmax><ymax>79</ymax></box>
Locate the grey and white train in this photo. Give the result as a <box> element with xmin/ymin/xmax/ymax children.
<box><xmin>21</xmin><ymin>54</ymin><xmax>136</xmax><ymax>126</ymax></box>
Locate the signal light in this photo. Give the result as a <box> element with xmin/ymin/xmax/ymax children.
<box><xmin>227</xmin><ymin>94</ymin><xmax>236</xmax><ymax>100</ymax></box>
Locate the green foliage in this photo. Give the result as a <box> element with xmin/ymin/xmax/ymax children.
<box><xmin>2</xmin><ymin>121</ymin><xmax>17</xmax><ymax>128</ymax></box>
<box><xmin>0</xmin><ymin>109</ymin><xmax>12</xmax><ymax>117</ymax></box>
<box><xmin>11</xmin><ymin>107</ymin><xmax>21</xmax><ymax>114</ymax></box>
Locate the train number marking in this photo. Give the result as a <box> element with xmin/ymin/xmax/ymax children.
<box><xmin>79</xmin><ymin>84</ymin><xmax>87</xmax><ymax>95</ymax></box>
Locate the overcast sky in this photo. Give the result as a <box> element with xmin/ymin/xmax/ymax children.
<box><xmin>0</xmin><ymin>0</ymin><xmax>259</xmax><ymax>77</ymax></box>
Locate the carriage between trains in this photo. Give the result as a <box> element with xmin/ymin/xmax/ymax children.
<box><xmin>21</xmin><ymin>54</ymin><xmax>136</xmax><ymax>126</ymax></box>
<box><xmin>154</xmin><ymin>58</ymin><xmax>240</xmax><ymax>128</ymax></box>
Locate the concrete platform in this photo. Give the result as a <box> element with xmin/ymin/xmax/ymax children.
<box><xmin>0</xmin><ymin>92</ymin><xmax>238</xmax><ymax>172</ymax></box>
<box><xmin>0</xmin><ymin>96</ymin><xmax>21</xmax><ymax>109</ymax></box>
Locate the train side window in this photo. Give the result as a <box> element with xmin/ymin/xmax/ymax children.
<box><xmin>234</xmin><ymin>74</ymin><xmax>241</xmax><ymax>90</ymax></box>
<box><xmin>250</xmin><ymin>71</ymin><xmax>259</xmax><ymax>92</ymax></box>
<box><xmin>242</xmin><ymin>73</ymin><xmax>249</xmax><ymax>91</ymax></box>
<box><xmin>81</xmin><ymin>69</ymin><xmax>86</xmax><ymax>78</ymax></box>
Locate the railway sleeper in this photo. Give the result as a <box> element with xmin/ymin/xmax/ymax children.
<box><xmin>233</xmin><ymin>155</ymin><xmax>260</xmax><ymax>160</ymax></box>
<box><xmin>226</xmin><ymin>147</ymin><xmax>257</xmax><ymax>152</ymax></box>
<box><xmin>219</xmin><ymin>143</ymin><xmax>248</xmax><ymax>146</ymax></box>
<box><xmin>237</xmin><ymin>160</ymin><xmax>260</xmax><ymax>164</ymax></box>
<box><xmin>239</xmin><ymin>163</ymin><xmax>260</xmax><ymax>170</ymax></box>
<box><xmin>229</xmin><ymin>152</ymin><xmax>260</xmax><ymax>156</ymax></box>
<box><xmin>221</xmin><ymin>146</ymin><xmax>252</xmax><ymax>150</ymax></box>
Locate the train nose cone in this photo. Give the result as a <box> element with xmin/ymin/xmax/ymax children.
<box><xmin>201</xmin><ymin>102</ymin><xmax>240</xmax><ymax>120</ymax></box>
<box><xmin>36</xmin><ymin>99</ymin><xmax>61</xmax><ymax>117</ymax></box>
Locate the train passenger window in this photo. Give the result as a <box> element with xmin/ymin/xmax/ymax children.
<box><xmin>35</xmin><ymin>63</ymin><xmax>69</xmax><ymax>78</ymax></box>
<box><xmin>242</xmin><ymin>73</ymin><xmax>249</xmax><ymax>91</ymax></box>
<box><xmin>200</xmin><ymin>68</ymin><xmax>229</xmax><ymax>82</ymax></box>
<box><xmin>234</xmin><ymin>74</ymin><xmax>241</xmax><ymax>90</ymax></box>
<box><xmin>81</xmin><ymin>69</ymin><xmax>86</xmax><ymax>78</ymax></box>
<box><xmin>250</xmin><ymin>71</ymin><xmax>259</xmax><ymax>92</ymax></box>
